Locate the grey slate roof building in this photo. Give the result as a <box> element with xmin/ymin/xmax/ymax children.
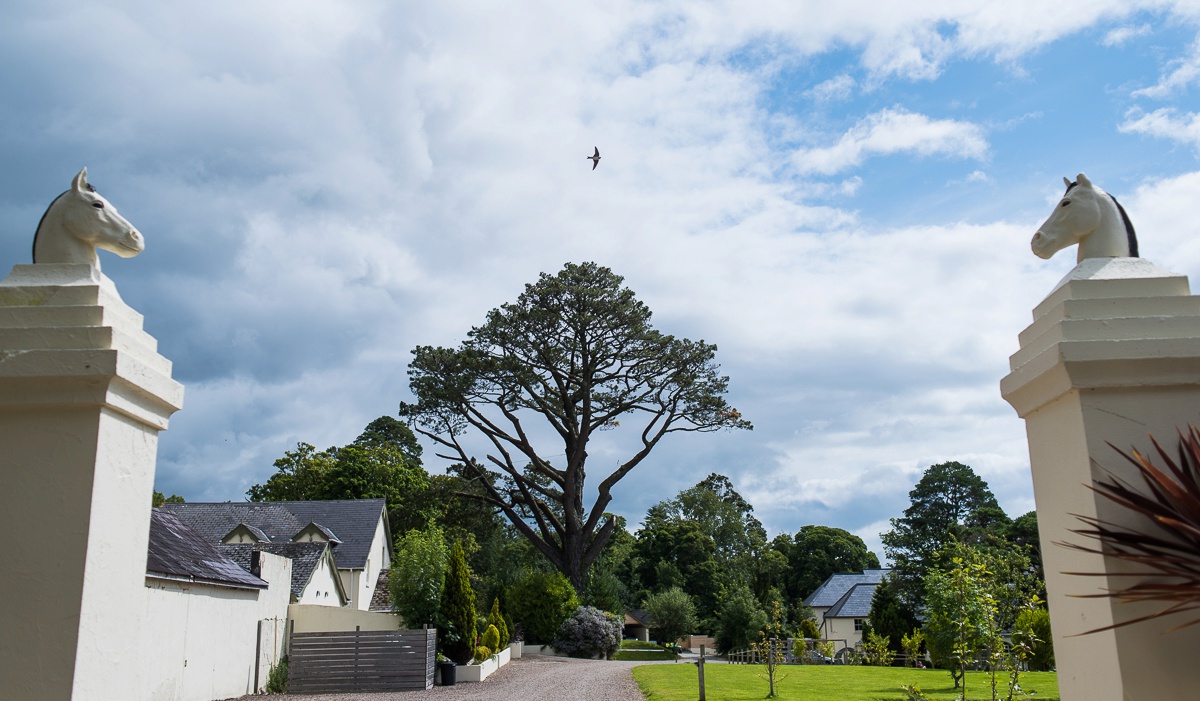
<box><xmin>161</xmin><ymin>498</ymin><xmax>389</xmax><ymax>570</ymax></box>
<box><xmin>146</xmin><ymin>509</ymin><xmax>267</xmax><ymax>590</ymax></box>
<box><xmin>803</xmin><ymin>569</ymin><xmax>889</xmax><ymax>608</ymax></box>
<box><xmin>825</xmin><ymin>582</ymin><xmax>878</xmax><ymax>619</ymax></box>
<box><xmin>218</xmin><ymin>541</ymin><xmax>340</xmax><ymax>602</ymax></box>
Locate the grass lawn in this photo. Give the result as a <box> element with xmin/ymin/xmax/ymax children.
<box><xmin>633</xmin><ymin>663</ymin><xmax>1060</xmax><ymax>701</ymax></box>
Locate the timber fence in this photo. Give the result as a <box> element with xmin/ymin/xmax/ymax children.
<box><xmin>287</xmin><ymin>627</ymin><xmax>435</xmax><ymax>693</ymax></box>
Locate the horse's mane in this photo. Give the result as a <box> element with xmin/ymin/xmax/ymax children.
<box><xmin>31</xmin><ymin>192</ymin><xmax>66</xmax><ymax>264</ymax></box>
<box><xmin>1109</xmin><ymin>194</ymin><xmax>1139</xmax><ymax>258</ymax></box>
<box><xmin>1064</xmin><ymin>180</ymin><xmax>1139</xmax><ymax>258</ymax></box>
<box><xmin>32</xmin><ymin>183</ymin><xmax>97</xmax><ymax>264</ymax></box>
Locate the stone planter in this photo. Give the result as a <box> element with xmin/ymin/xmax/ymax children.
<box><xmin>509</xmin><ymin>641</ymin><xmax>522</xmax><ymax>659</ymax></box>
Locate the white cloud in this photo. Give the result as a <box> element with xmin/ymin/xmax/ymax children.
<box><xmin>793</xmin><ymin>108</ymin><xmax>988</xmax><ymax>175</ymax></box>
<box><xmin>807</xmin><ymin>74</ymin><xmax>857</xmax><ymax>102</ymax></box>
<box><xmin>1133</xmin><ymin>36</ymin><xmax>1200</xmax><ymax>98</ymax></box>
<box><xmin>1103</xmin><ymin>23</ymin><xmax>1152</xmax><ymax>46</ymax></box>
<box><xmin>1119</xmin><ymin>107</ymin><xmax>1200</xmax><ymax>147</ymax></box>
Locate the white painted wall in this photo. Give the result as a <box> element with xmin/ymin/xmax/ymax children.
<box><xmin>140</xmin><ymin>553</ymin><xmax>291</xmax><ymax>701</ymax></box>
<box><xmin>297</xmin><ymin>554</ymin><xmax>346</xmax><ymax>606</ymax></box>
<box><xmin>288</xmin><ymin>604</ymin><xmax>402</xmax><ymax>633</ymax></box>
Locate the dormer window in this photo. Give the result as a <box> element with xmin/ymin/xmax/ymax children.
<box><xmin>292</xmin><ymin>521</ymin><xmax>341</xmax><ymax>544</ymax></box>
<box><xmin>221</xmin><ymin>523</ymin><xmax>269</xmax><ymax>544</ymax></box>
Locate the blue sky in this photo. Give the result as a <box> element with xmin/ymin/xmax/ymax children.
<box><xmin>4</xmin><ymin>1</ymin><xmax>1200</xmax><ymax>559</ymax></box>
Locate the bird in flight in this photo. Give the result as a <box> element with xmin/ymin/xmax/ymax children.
<box><xmin>588</xmin><ymin>147</ymin><xmax>601</xmax><ymax>170</ymax></box>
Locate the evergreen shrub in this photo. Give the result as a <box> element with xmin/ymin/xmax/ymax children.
<box><xmin>552</xmin><ymin>605</ymin><xmax>622</xmax><ymax>660</ymax></box>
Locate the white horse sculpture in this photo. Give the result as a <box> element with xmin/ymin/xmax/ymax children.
<box><xmin>1031</xmin><ymin>173</ymin><xmax>1138</xmax><ymax>263</ymax></box>
<box><xmin>33</xmin><ymin>168</ymin><xmax>144</xmax><ymax>269</ymax></box>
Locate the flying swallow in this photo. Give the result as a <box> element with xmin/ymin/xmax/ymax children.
<box><xmin>588</xmin><ymin>147</ymin><xmax>601</xmax><ymax>170</ymax></box>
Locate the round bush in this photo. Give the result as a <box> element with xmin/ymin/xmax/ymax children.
<box><xmin>481</xmin><ymin>624</ymin><xmax>501</xmax><ymax>652</ymax></box>
<box><xmin>472</xmin><ymin>645</ymin><xmax>492</xmax><ymax>664</ymax></box>
<box><xmin>552</xmin><ymin>605</ymin><xmax>622</xmax><ymax>660</ymax></box>
<box><xmin>508</xmin><ymin>571</ymin><xmax>579</xmax><ymax>645</ymax></box>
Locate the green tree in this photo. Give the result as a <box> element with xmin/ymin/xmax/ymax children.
<box><xmin>399</xmin><ymin>262</ymin><xmax>751</xmax><ymax>593</ymax></box>
<box><xmin>778</xmin><ymin>525</ymin><xmax>881</xmax><ymax>602</ymax></box>
<box><xmin>923</xmin><ymin>553</ymin><xmax>992</xmax><ymax>690</ymax></box>
<box><xmin>867</xmin><ymin>575</ymin><xmax>918</xmax><ymax>653</ymax></box>
<box><xmin>151</xmin><ymin>491</ymin><xmax>185</xmax><ymax>508</ymax></box>
<box><xmin>246</xmin><ymin>442</ymin><xmax>334</xmax><ymax>502</ymax></box>
<box><xmin>389</xmin><ymin>523</ymin><xmax>448</xmax><ymax>629</ymax></box>
<box><xmin>352</xmin><ymin>415</ymin><xmax>423</xmax><ymax>467</ymax></box>
<box><xmin>715</xmin><ymin>585</ymin><xmax>767</xmax><ymax>654</ymax></box>
<box><xmin>441</xmin><ymin>541</ymin><xmax>477</xmax><ymax>664</ymax></box>
<box><xmin>644</xmin><ymin>587</ymin><xmax>698</xmax><ymax>646</ymax></box>
<box><xmin>508</xmin><ymin>570</ymin><xmax>580</xmax><ymax>645</ymax></box>
<box><xmin>1014</xmin><ymin>606</ymin><xmax>1054</xmax><ymax>672</ymax></box>
<box><xmin>314</xmin><ymin>443</ymin><xmax>433</xmax><ymax>535</ymax></box>
<box><xmin>881</xmin><ymin>462</ymin><xmax>1003</xmax><ymax>608</ymax></box>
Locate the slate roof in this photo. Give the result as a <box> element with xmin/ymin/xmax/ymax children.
<box><xmin>219</xmin><ymin>541</ymin><xmax>331</xmax><ymax>601</ymax></box>
<box><xmin>369</xmin><ymin>569</ymin><xmax>391</xmax><ymax>612</ymax></box>
<box><xmin>803</xmin><ymin>569</ymin><xmax>889</xmax><ymax>608</ymax></box>
<box><xmin>825</xmin><ymin>582</ymin><xmax>878</xmax><ymax>618</ymax></box>
<box><xmin>146</xmin><ymin>509</ymin><xmax>267</xmax><ymax>590</ymax></box>
<box><xmin>626</xmin><ymin>609</ymin><xmax>651</xmax><ymax>627</ymax></box>
<box><xmin>162</xmin><ymin>499</ymin><xmax>388</xmax><ymax>570</ymax></box>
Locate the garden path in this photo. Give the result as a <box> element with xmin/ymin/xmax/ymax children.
<box><xmin>227</xmin><ymin>654</ymin><xmax>680</xmax><ymax>701</ymax></box>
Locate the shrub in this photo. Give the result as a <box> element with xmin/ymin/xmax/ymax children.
<box><xmin>552</xmin><ymin>605</ymin><xmax>622</xmax><ymax>659</ymax></box>
<box><xmin>481</xmin><ymin>624</ymin><xmax>501</xmax><ymax>652</ymax></box>
<box><xmin>862</xmin><ymin>630</ymin><xmax>896</xmax><ymax>666</ymax></box>
<box><xmin>472</xmin><ymin>645</ymin><xmax>492</xmax><ymax>664</ymax></box>
<box><xmin>266</xmin><ymin>654</ymin><xmax>288</xmax><ymax>694</ymax></box>
<box><xmin>797</xmin><ymin>617</ymin><xmax>820</xmax><ymax>640</ymax></box>
<box><xmin>644</xmin><ymin>587</ymin><xmax>698</xmax><ymax>646</ymax></box>
<box><xmin>487</xmin><ymin>597</ymin><xmax>510</xmax><ymax>649</ymax></box>
<box><xmin>508</xmin><ymin>570</ymin><xmax>578</xmax><ymax>645</ymax></box>
<box><xmin>389</xmin><ymin>523</ymin><xmax>447</xmax><ymax>628</ymax></box>
<box><xmin>715</xmin><ymin>585</ymin><xmax>766</xmax><ymax>654</ymax></box>
<box><xmin>440</xmin><ymin>542</ymin><xmax>477</xmax><ymax>664</ymax></box>
<box><xmin>1015</xmin><ymin>607</ymin><xmax>1054</xmax><ymax>671</ymax></box>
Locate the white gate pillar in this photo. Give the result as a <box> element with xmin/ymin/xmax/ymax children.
<box><xmin>0</xmin><ymin>264</ymin><xmax>183</xmax><ymax>701</ymax></box>
<box><xmin>1001</xmin><ymin>257</ymin><xmax>1200</xmax><ymax>701</ymax></box>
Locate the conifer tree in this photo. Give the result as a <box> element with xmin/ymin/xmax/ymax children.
<box><xmin>440</xmin><ymin>542</ymin><xmax>477</xmax><ymax>664</ymax></box>
<box><xmin>487</xmin><ymin>597</ymin><xmax>510</xmax><ymax>649</ymax></box>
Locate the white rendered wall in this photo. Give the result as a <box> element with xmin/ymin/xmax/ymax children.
<box><xmin>0</xmin><ymin>265</ymin><xmax>184</xmax><ymax>701</ymax></box>
<box><xmin>288</xmin><ymin>604</ymin><xmax>402</xmax><ymax>633</ymax></box>
<box><xmin>1002</xmin><ymin>258</ymin><xmax>1200</xmax><ymax>701</ymax></box>
<box><xmin>140</xmin><ymin>553</ymin><xmax>291</xmax><ymax>701</ymax></box>
<box><xmin>297</xmin><ymin>556</ymin><xmax>345</xmax><ymax>606</ymax></box>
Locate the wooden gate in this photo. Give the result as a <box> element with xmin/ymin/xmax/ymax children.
<box><xmin>287</xmin><ymin>628</ymin><xmax>435</xmax><ymax>693</ymax></box>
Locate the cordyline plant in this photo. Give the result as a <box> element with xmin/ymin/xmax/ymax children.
<box><xmin>1063</xmin><ymin>425</ymin><xmax>1200</xmax><ymax>633</ymax></box>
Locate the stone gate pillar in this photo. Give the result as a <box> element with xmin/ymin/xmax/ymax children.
<box><xmin>0</xmin><ymin>264</ymin><xmax>183</xmax><ymax>701</ymax></box>
<box><xmin>1001</xmin><ymin>257</ymin><xmax>1200</xmax><ymax>701</ymax></box>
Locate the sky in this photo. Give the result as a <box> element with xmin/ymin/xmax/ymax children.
<box><xmin>4</xmin><ymin>1</ymin><xmax>1200</xmax><ymax>560</ymax></box>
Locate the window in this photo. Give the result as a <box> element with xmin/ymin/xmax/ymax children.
<box><xmin>854</xmin><ymin>619</ymin><xmax>864</xmax><ymax>631</ymax></box>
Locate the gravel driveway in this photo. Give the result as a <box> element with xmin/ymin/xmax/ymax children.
<box><xmin>228</xmin><ymin>654</ymin><xmax>673</xmax><ymax>701</ymax></box>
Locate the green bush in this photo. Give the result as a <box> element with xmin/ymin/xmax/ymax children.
<box><xmin>389</xmin><ymin>523</ymin><xmax>447</xmax><ymax>628</ymax></box>
<box><xmin>1015</xmin><ymin>607</ymin><xmax>1054</xmax><ymax>671</ymax></box>
<box><xmin>644</xmin><ymin>587</ymin><xmax>698</xmax><ymax>646</ymax></box>
<box><xmin>472</xmin><ymin>645</ymin><xmax>492</xmax><ymax>664</ymax></box>
<box><xmin>715</xmin><ymin>585</ymin><xmax>766</xmax><ymax>654</ymax></box>
<box><xmin>482</xmin><ymin>624</ymin><xmax>501</xmax><ymax>652</ymax></box>
<box><xmin>507</xmin><ymin>570</ymin><xmax>579</xmax><ymax>645</ymax></box>
<box><xmin>487</xmin><ymin>597</ymin><xmax>510</xmax><ymax>649</ymax></box>
<box><xmin>266</xmin><ymin>654</ymin><xmax>288</xmax><ymax>694</ymax></box>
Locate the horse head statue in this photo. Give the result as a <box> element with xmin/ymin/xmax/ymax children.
<box><xmin>1031</xmin><ymin>173</ymin><xmax>1138</xmax><ymax>263</ymax></box>
<box><xmin>32</xmin><ymin>168</ymin><xmax>144</xmax><ymax>269</ymax></box>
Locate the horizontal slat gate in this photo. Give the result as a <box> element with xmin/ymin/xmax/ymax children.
<box><xmin>288</xmin><ymin>628</ymin><xmax>435</xmax><ymax>694</ymax></box>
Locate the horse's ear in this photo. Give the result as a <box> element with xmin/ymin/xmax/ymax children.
<box><xmin>1077</xmin><ymin>173</ymin><xmax>1092</xmax><ymax>188</ymax></box>
<box><xmin>1063</xmin><ymin>176</ymin><xmax>1071</xmax><ymax>188</ymax></box>
<box><xmin>72</xmin><ymin>168</ymin><xmax>89</xmax><ymax>193</ymax></box>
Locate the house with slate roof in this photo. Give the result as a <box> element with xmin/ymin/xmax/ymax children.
<box><xmin>219</xmin><ymin>541</ymin><xmax>348</xmax><ymax>607</ymax></box>
<box><xmin>143</xmin><ymin>509</ymin><xmax>292</xmax><ymax>698</ymax></box>
<box><xmin>802</xmin><ymin>568</ymin><xmax>889</xmax><ymax>653</ymax></box>
<box><xmin>162</xmin><ymin>498</ymin><xmax>392</xmax><ymax>611</ymax></box>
